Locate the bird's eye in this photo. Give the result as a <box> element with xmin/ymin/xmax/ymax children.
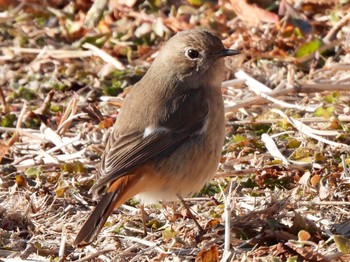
<box><xmin>186</xmin><ymin>49</ymin><xmax>199</xmax><ymax>59</ymax></box>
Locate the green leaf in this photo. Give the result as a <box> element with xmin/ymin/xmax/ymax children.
<box><xmin>271</xmin><ymin>258</ymin><xmax>282</xmax><ymax>262</ymax></box>
<box><xmin>25</xmin><ymin>166</ymin><xmax>42</xmax><ymax>179</ymax></box>
<box><xmin>334</xmin><ymin>235</ymin><xmax>350</xmax><ymax>254</ymax></box>
<box><xmin>18</xmin><ymin>86</ymin><xmax>37</xmax><ymax>101</ymax></box>
<box><xmin>146</xmin><ymin>219</ymin><xmax>163</xmax><ymax>230</ymax></box>
<box><xmin>231</xmin><ymin>134</ymin><xmax>247</xmax><ymax>143</ymax></box>
<box><xmin>295</xmin><ymin>39</ymin><xmax>321</xmax><ymax>58</ymax></box>
<box><xmin>162</xmin><ymin>227</ymin><xmax>177</xmax><ymax>241</ymax></box>
<box><xmin>290</xmin><ymin>147</ymin><xmax>313</xmax><ymax>161</ymax></box>
<box><xmin>286</xmin><ymin>256</ymin><xmax>298</xmax><ymax>262</ymax></box>
<box><xmin>1</xmin><ymin>114</ymin><xmax>17</xmax><ymax>127</ymax></box>
<box><xmin>324</xmin><ymin>91</ymin><xmax>340</xmax><ymax>103</ymax></box>
<box><xmin>187</xmin><ymin>0</ymin><xmax>205</xmax><ymax>7</ymax></box>
<box><xmin>314</xmin><ymin>106</ymin><xmax>334</xmax><ymax>119</ymax></box>
<box><xmin>286</xmin><ymin>139</ymin><xmax>301</xmax><ymax>149</ymax></box>
<box><xmin>277</xmin><ymin>119</ymin><xmax>292</xmax><ymax>130</ymax></box>
<box><xmin>61</xmin><ymin>161</ymin><xmax>86</xmax><ymax>174</ymax></box>
<box><xmin>50</xmin><ymin>104</ymin><xmax>63</xmax><ymax>112</ymax></box>
<box><xmin>294</xmin><ymin>27</ymin><xmax>303</xmax><ymax>38</ymax></box>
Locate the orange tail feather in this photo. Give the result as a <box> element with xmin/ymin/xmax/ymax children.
<box><xmin>74</xmin><ymin>175</ymin><xmax>139</xmax><ymax>246</ymax></box>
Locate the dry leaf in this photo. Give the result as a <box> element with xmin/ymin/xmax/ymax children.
<box><xmin>196</xmin><ymin>244</ymin><xmax>219</xmax><ymax>262</ymax></box>
<box><xmin>230</xmin><ymin>0</ymin><xmax>279</xmax><ymax>27</ymax></box>
<box><xmin>298</xmin><ymin>230</ymin><xmax>311</xmax><ymax>241</ymax></box>
<box><xmin>0</xmin><ymin>142</ymin><xmax>10</xmax><ymax>162</ymax></box>
<box><xmin>310</xmin><ymin>174</ymin><xmax>320</xmax><ymax>187</ymax></box>
<box><xmin>285</xmin><ymin>242</ymin><xmax>330</xmax><ymax>262</ymax></box>
<box><xmin>15</xmin><ymin>174</ymin><xmax>27</xmax><ymax>187</ymax></box>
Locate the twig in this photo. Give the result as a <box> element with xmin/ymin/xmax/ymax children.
<box><xmin>34</xmin><ymin>90</ymin><xmax>55</xmax><ymax>115</ymax></box>
<box><xmin>225</xmin><ymin>82</ymin><xmax>350</xmax><ymax>114</ymax></box>
<box><xmin>298</xmin><ymin>201</ymin><xmax>350</xmax><ymax>206</ymax></box>
<box><xmin>2</xmin><ymin>47</ymin><xmax>93</xmax><ymax>59</ymax></box>
<box><xmin>46</xmin><ymin>134</ymin><xmax>81</xmax><ymax>154</ymax></box>
<box><xmin>215</xmin><ymin>169</ymin><xmax>257</xmax><ymax>178</ymax></box>
<box><xmin>57</xmin><ymin>95</ymin><xmax>79</xmax><ymax>135</ymax></box>
<box><xmin>83</xmin><ymin>43</ymin><xmax>125</xmax><ymax>70</ymax></box>
<box><xmin>216</xmin><ymin>161</ymin><xmax>318</xmax><ymax>179</ymax></box>
<box><xmin>59</xmin><ymin>226</ymin><xmax>67</xmax><ymax>260</ymax></box>
<box><xmin>74</xmin><ymin>248</ymin><xmax>115</xmax><ymax>262</ymax></box>
<box><xmin>15</xmin><ymin>149</ymin><xmax>86</xmax><ymax>167</ymax></box>
<box><xmin>117</xmin><ymin>235</ymin><xmax>166</xmax><ymax>254</ymax></box>
<box><xmin>228</xmin><ymin>115</ymin><xmax>350</xmax><ymax>125</ymax></box>
<box><xmin>177</xmin><ymin>193</ymin><xmax>205</xmax><ymax>235</ymax></box>
<box><xmin>235</xmin><ymin>70</ymin><xmax>272</xmax><ymax>94</ymax></box>
<box><xmin>41</xmin><ymin>124</ymin><xmax>76</xmax><ymax>155</ymax></box>
<box><xmin>220</xmin><ymin>180</ymin><xmax>234</xmax><ymax>262</ymax></box>
<box><xmin>340</xmin><ymin>154</ymin><xmax>348</xmax><ymax>178</ymax></box>
<box><xmin>222</xmin><ymin>78</ymin><xmax>246</xmax><ymax>88</ymax></box>
<box><xmin>0</xmin><ymin>127</ymin><xmax>40</xmax><ymax>133</ymax></box>
<box><xmin>0</xmin><ymin>86</ymin><xmax>7</xmax><ymax>114</ymax></box>
<box><xmin>272</xmin><ymin>109</ymin><xmax>348</xmax><ymax>148</ymax></box>
<box><xmin>84</xmin><ymin>0</ymin><xmax>109</xmax><ymax>28</ymax></box>
<box><xmin>328</xmin><ymin>64</ymin><xmax>350</xmax><ymax>71</ymax></box>
<box><xmin>56</xmin><ymin>113</ymin><xmax>88</xmax><ymax>136</ymax></box>
<box><xmin>261</xmin><ymin>133</ymin><xmax>289</xmax><ymax>165</ymax></box>
<box><xmin>7</xmin><ymin>103</ymin><xmax>27</xmax><ymax>147</ymax></box>
<box><xmin>259</xmin><ymin>91</ymin><xmax>318</xmax><ymax>112</ymax></box>
<box><xmin>324</xmin><ymin>12</ymin><xmax>350</xmax><ymax>43</ymax></box>
<box><xmin>299</xmin><ymin>83</ymin><xmax>350</xmax><ymax>92</ymax></box>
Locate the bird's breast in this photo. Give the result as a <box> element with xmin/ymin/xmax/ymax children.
<box><xmin>135</xmin><ymin>90</ymin><xmax>225</xmax><ymax>204</ymax></box>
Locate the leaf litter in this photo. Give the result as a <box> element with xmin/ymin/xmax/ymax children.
<box><xmin>0</xmin><ymin>0</ymin><xmax>350</xmax><ymax>261</ymax></box>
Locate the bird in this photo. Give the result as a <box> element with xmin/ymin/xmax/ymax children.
<box><xmin>74</xmin><ymin>28</ymin><xmax>240</xmax><ymax>246</ymax></box>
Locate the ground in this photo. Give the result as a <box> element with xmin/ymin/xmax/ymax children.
<box><xmin>1</xmin><ymin>0</ymin><xmax>350</xmax><ymax>261</ymax></box>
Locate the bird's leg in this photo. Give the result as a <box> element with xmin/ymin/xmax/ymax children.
<box><xmin>176</xmin><ymin>194</ymin><xmax>205</xmax><ymax>235</ymax></box>
<box><xmin>141</xmin><ymin>204</ymin><xmax>147</xmax><ymax>236</ymax></box>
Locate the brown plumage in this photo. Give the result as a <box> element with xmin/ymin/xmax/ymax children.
<box><xmin>74</xmin><ymin>29</ymin><xmax>239</xmax><ymax>246</ymax></box>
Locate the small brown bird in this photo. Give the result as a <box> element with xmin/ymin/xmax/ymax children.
<box><xmin>74</xmin><ymin>29</ymin><xmax>239</xmax><ymax>246</ymax></box>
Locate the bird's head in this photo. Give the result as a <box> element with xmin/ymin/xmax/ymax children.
<box><xmin>154</xmin><ymin>29</ymin><xmax>240</xmax><ymax>84</ymax></box>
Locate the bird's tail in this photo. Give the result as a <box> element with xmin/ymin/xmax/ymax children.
<box><xmin>74</xmin><ymin>175</ymin><xmax>138</xmax><ymax>246</ymax></box>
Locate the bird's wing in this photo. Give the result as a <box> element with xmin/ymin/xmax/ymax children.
<box><xmin>91</xmin><ymin>98</ymin><xmax>208</xmax><ymax>191</ymax></box>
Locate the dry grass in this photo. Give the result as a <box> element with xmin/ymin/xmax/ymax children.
<box><xmin>1</xmin><ymin>1</ymin><xmax>350</xmax><ymax>261</ymax></box>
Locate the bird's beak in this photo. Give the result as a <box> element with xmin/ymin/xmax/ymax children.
<box><xmin>218</xmin><ymin>49</ymin><xmax>240</xmax><ymax>57</ymax></box>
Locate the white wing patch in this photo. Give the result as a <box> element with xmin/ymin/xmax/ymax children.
<box><xmin>143</xmin><ymin>126</ymin><xmax>169</xmax><ymax>138</ymax></box>
<box><xmin>198</xmin><ymin>115</ymin><xmax>209</xmax><ymax>135</ymax></box>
